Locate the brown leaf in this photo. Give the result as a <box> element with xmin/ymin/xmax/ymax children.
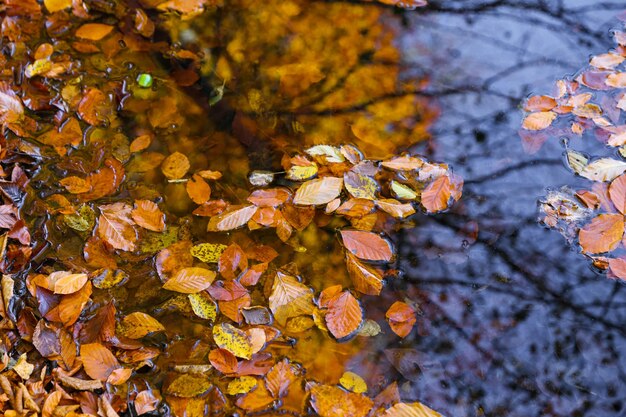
<box><xmin>163</xmin><ymin>267</ymin><xmax>217</xmax><ymax>293</ymax></box>
<box><xmin>265</xmin><ymin>358</ymin><xmax>300</xmax><ymax>399</ymax></box>
<box><xmin>78</xmin><ymin>88</ymin><xmax>110</xmax><ymax>126</ymax></box>
<box><xmin>340</xmin><ymin>230</ymin><xmax>394</xmax><ymax>261</ymax></box>
<box><xmin>247</xmin><ymin>188</ymin><xmax>291</xmax><ymax>207</ymax></box>
<box><xmin>75</xmin><ymin>23</ymin><xmax>114</xmax><ymax>40</ymax></box>
<box><xmin>0</xmin><ymin>82</ymin><xmax>24</xmax><ymax>126</ymax></box>
<box><xmin>293</xmin><ymin>177</ymin><xmax>343</xmax><ymax>205</ymax></box>
<box><xmin>98</xmin><ymin>203</ymin><xmax>137</xmax><ymax>251</ymax></box>
<box><xmin>421</xmin><ymin>175</ymin><xmax>452</xmax><ymax>213</ymax></box>
<box><xmin>60</xmin><ymin>176</ymin><xmax>91</xmax><ymax>194</ymax></box>
<box><xmin>218</xmin><ymin>243</ymin><xmax>248</xmax><ymax>280</ymax></box>
<box><xmin>268</xmin><ymin>271</ymin><xmax>314</xmax><ymax>326</ymax></box>
<box><xmin>325</xmin><ymin>290</ymin><xmax>363</xmax><ymax>340</ymax></box>
<box><xmin>186</xmin><ymin>174</ymin><xmax>211</xmax><ymax>205</ymax></box>
<box><xmin>134</xmin><ymin>390</ymin><xmax>160</xmax><ymax>415</ymax></box>
<box><xmin>80</xmin><ymin>342</ymin><xmax>120</xmax><ymax>381</ymax></box>
<box><xmin>209</xmin><ymin>348</ymin><xmax>239</xmax><ymax>375</ymax></box>
<box><xmin>131</xmin><ymin>200</ymin><xmax>165</xmax><ymax>232</ymax></box>
<box><xmin>161</xmin><ymin>151</ymin><xmax>190</xmax><ymax>180</ymax></box>
<box><xmin>522</xmin><ymin>111</ymin><xmax>557</xmax><ymax>130</ymax></box>
<box><xmin>579</xmin><ymin>214</ymin><xmax>624</xmax><ymax>254</ymax></box>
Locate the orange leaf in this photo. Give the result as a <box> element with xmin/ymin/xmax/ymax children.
<box><xmin>381</xmin><ymin>155</ymin><xmax>424</xmax><ymax>171</ymax></box>
<box><xmin>59</xmin><ymin>176</ymin><xmax>91</xmax><ymax>193</ymax></box>
<box><xmin>609</xmin><ymin>173</ymin><xmax>626</xmax><ymax>214</ymax></box>
<box><xmin>131</xmin><ymin>199</ymin><xmax>165</xmax><ymax>232</ymax></box>
<box><xmin>129</xmin><ymin>134</ymin><xmax>152</xmax><ymax>153</ymax></box>
<box><xmin>80</xmin><ymin>342</ymin><xmax>120</xmax><ymax>381</ymax></box>
<box><xmin>186</xmin><ymin>173</ymin><xmax>211</xmax><ymax>205</ymax></box>
<box><xmin>268</xmin><ymin>271</ymin><xmax>314</xmax><ymax>326</ymax></box>
<box><xmin>163</xmin><ymin>267</ymin><xmax>216</xmax><ymax>293</ymax></box>
<box><xmin>340</xmin><ymin>230</ymin><xmax>394</xmax><ymax>261</ymax></box>
<box><xmin>325</xmin><ymin>291</ymin><xmax>363</xmax><ymax>340</ymax></box>
<box><xmin>209</xmin><ymin>348</ymin><xmax>239</xmax><ymax>375</ymax></box>
<box><xmin>119</xmin><ymin>312</ymin><xmax>165</xmax><ymax>339</ymax></box>
<box><xmin>375</xmin><ymin>199</ymin><xmax>415</xmax><ymax>219</ymax></box>
<box><xmin>345</xmin><ymin>253</ymin><xmax>383</xmax><ymax>295</ymax></box>
<box><xmin>53</xmin><ymin>273</ymin><xmax>88</xmax><ymax>295</ymax></box>
<box><xmin>421</xmin><ymin>174</ymin><xmax>452</xmax><ymax>213</ymax></box>
<box><xmin>522</xmin><ymin>111</ymin><xmax>557</xmax><ymax>130</ymax></box>
<box><xmin>293</xmin><ymin>177</ymin><xmax>343</xmax><ymax>205</ymax></box>
<box><xmin>579</xmin><ymin>214</ymin><xmax>624</xmax><ymax>254</ymax></box>
<box><xmin>78</xmin><ymin>88</ymin><xmax>110</xmax><ymax>126</ymax></box>
<box><xmin>218</xmin><ymin>243</ymin><xmax>248</xmax><ymax>280</ymax></box>
<box><xmin>608</xmin><ymin>257</ymin><xmax>626</xmax><ymax>280</ymax></box>
<box><xmin>310</xmin><ymin>385</ymin><xmax>372</xmax><ymax>417</ymax></box>
<box><xmin>161</xmin><ymin>151</ymin><xmax>190</xmax><ymax>180</ymax></box>
<box><xmin>0</xmin><ymin>82</ymin><xmax>24</xmax><ymax>126</ymax></box>
<box><xmin>134</xmin><ymin>390</ymin><xmax>160</xmax><ymax>415</ymax></box>
<box><xmin>207</xmin><ymin>205</ymin><xmax>258</xmax><ymax>231</ymax></box>
<box><xmin>98</xmin><ymin>203</ymin><xmax>137</xmax><ymax>251</ymax></box>
<box><xmin>524</xmin><ymin>95</ymin><xmax>557</xmax><ymax>112</ymax></box>
<box><xmin>107</xmin><ymin>367</ymin><xmax>132</xmax><ymax>385</ymax></box>
<box><xmin>381</xmin><ymin>402</ymin><xmax>443</xmax><ymax>417</ymax></box>
<box><xmin>247</xmin><ymin>188</ymin><xmax>291</xmax><ymax>207</ymax></box>
<box><xmin>75</xmin><ymin>23</ymin><xmax>114</xmax><ymax>41</ymax></box>
<box><xmin>264</xmin><ymin>358</ymin><xmax>300</xmax><ymax>399</ymax></box>
<box><xmin>58</xmin><ymin>282</ymin><xmax>92</xmax><ymax>327</ymax></box>
<box><xmin>386</xmin><ymin>301</ymin><xmax>416</xmax><ymax>338</ymax></box>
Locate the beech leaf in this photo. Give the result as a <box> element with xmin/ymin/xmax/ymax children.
<box><xmin>340</xmin><ymin>230</ymin><xmax>394</xmax><ymax>261</ymax></box>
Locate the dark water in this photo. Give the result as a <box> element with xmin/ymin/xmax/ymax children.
<box><xmin>356</xmin><ymin>2</ymin><xmax>626</xmax><ymax>416</ymax></box>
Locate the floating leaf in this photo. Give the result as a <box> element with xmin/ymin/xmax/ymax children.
<box><xmin>190</xmin><ymin>243</ymin><xmax>228</xmax><ymax>263</ymax></box>
<box><xmin>186</xmin><ymin>174</ymin><xmax>211</xmax><ymax>205</ymax></box>
<box><xmin>53</xmin><ymin>273</ymin><xmax>88</xmax><ymax>295</ymax></box>
<box><xmin>75</xmin><ymin>23</ymin><xmax>114</xmax><ymax>41</ymax></box>
<box><xmin>164</xmin><ymin>373</ymin><xmax>213</xmax><ymax>398</ymax></box>
<box><xmin>421</xmin><ymin>175</ymin><xmax>452</xmax><ymax>213</ymax></box>
<box><xmin>98</xmin><ymin>203</ymin><xmax>137</xmax><ymax>251</ymax></box>
<box><xmin>310</xmin><ymin>385</ymin><xmax>372</xmax><ymax>417</ymax></box>
<box><xmin>80</xmin><ymin>343</ymin><xmax>120</xmax><ymax>381</ymax></box>
<box><xmin>609</xmin><ymin>173</ymin><xmax>626</xmax><ymax>214</ymax></box>
<box><xmin>131</xmin><ymin>200</ymin><xmax>165</xmax><ymax>232</ymax></box>
<box><xmin>386</xmin><ymin>301</ymin><xmax>416</xmax><ymax>338</ymax></box>
<box><xmin>565</xmin><ymin>149</ymin><xmax>588</xmax><ymax>174</ymax></box>
<box><xmin>524</xmin><ymin>95</ymin><xmax>557</xmax><ymax>112</ymax></box>
<box><xmin>344</xmin><ymin>171</ymin><xmax>378</xmax><ymax>200</ymax></box>
<box><xmin>293</xmin><ymin>177</ymin><xmax>343</xmax><ymax>205</ymax></box>
<box><xmin>209</xmin><ymin>348</ymin><xmax>239</xmax><ymax>375</ymax></box>
<box><xmin>119</xmin><ymin>312</ymin><xmax>165</xmax><ymax>339</ymax></box>
<box><xmin>306</xmin><ymin>145</ymin><xmax>345</xmax><ymax>163</ymax></box>
<box><xmin>390</xmin><ymin>181</ymin><xmax>417</xmax><ymax>200</ymax></box>
<box><xmin>382</xmin><ymin>156</ymin><xmax>424</xmax><ymax>171</ymax></box>
<box><xmin>188</xmin><ymin>293</ymin><xmax>217</xmax><ymax>321</ymax></box>
<box><xmin>0</xmin><ymin>83</ymin><xmax>24</xmax><ymax>126</ymax></box>
<box><xmin>340</xmin><ymin>371</ymin><xmax>367</xmax><ymax>394</ymax></box>
<box><xmin>345</xmin><ymin>253</ymin><xmax>383</xmax><ymax>295</ymax></box>
<box><xmin>522</xmin><ymin>111</ymin><xmax>557</xmax><ymax>130</ymax></box>
<box><xmin>268</xmin><ymin>271</ymin><xmax>314</xmax><ymax>326</ymax></box>
<box><xmin>381</xmin><ymin>402</ymin><xmax>443</xmax><ymax>417</ymax></box>
<box><xmin>580</xmin><ymin>158</ymin><xmax>626</xmax><ymax>182</ymax></box>
<box><xmin>247</xmin><ymin>188</ymin><xmax>291</xmax><ymax>207</ymax></box>
<box><xmin>227</xmin><ymin>376</ymin><xmax>258</xmax><ymax>395</ymax></box>
<box><xmin>340</xmin><ymin>230</ymin><xmax>394</xmax><ymax>261</ymax></box>
<box><xmin>163</xmin><ymin>267</ymin><xmax>216</xmax><ymax>293</ymax></box>
<box><xmin>325</xmin><ymin>290</ymin><xmax>363</xmax><ymax>340</ymax></box>
<box><xmin>579</xmin><ymin>214</ymin><xmax>624</xmax><ymax>254</ymax></box>
<box><xmin>212</xmin><ymin>323</ymin><xmax>252</xmax><ymax>359</ymax></box>
<box><xmin>208</xmin><ymin>205</ymin><xmax>258</xmax><ymax>231</ymax></box>
<box><xmin>375</xmin><ymin>199</ymin><xmax>415</xmax><ymax>219</ymax></box>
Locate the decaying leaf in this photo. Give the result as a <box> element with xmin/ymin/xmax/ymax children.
<box><xmin>212</xmin><ymin>323</ymin><xmax>253</xmax><ymax>359</ymax></box>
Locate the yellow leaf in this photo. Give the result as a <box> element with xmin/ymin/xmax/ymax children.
<box><xmin>268</xmin><ymin>271</ymin><xmax>314</xmax><ymax>326</ymax></box>
<box><xmin>75</xmin><ymin>23</ymin><xmax>114</xmax><ymax>41</ymax></box>
<box><xmin>390</xmin><ymin>181</ymin><xmax>417</xmax><ymax>200</ymax></box>
<box><xmin>340</xmin><ymin>371</ymin><xmax>367</xmax><ymax>394</ymax></box>
<box><xmin>53</xmin><ymin>273</ymin><xmax>88</xmax><ymax>295</ymax></box>
<box><xmin>522</xmin><ymin>111</ymin><xmax>557</xmax><ymax>130</ymax></box>
<box><xmin>212</xmin><ymin>323</ymin><xmax>253</xmax><ymax>359</ymax></box>
<box><xmin>188</xmin><ymin>293</ymin><xmax>217</xmax><ymax>321</ymax></box>
<box><xmin>227</xmin><ymin>376</ymin><xmax>258</xmax><ymax>395</ymax></box>
<box><xmin>190</xmin><ymin>243</ymin><xmax>228</xmax><ymax>263</ymax></box>
<box><xmin>119</xmin><ymin>312</ymin><xmax>165</xmax><ymax>339</ymax></box>
<box><xmin>44</xmin><ymin>0</ymin><xmax>72</xmax><ymax>12</ymax></box>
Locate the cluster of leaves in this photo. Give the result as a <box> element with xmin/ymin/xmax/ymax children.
<box><xmin>0</xmin><ymin>0</ymin><xmax>456</xmax><ymax>416</ymax></box>
<box><xmin>522</xmin><ymin>26</ymin><xmax>626</xmax><ymax>280</ymax></box>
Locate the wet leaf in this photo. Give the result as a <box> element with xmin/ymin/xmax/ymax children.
<box><xmin>382</xmin><ymin>156</ymin><xmax>424</xmax><ymax>171</ymax></box>
<box><xmin>390</xmin><ymin>181</ymin><xmax>417</xmax><ymax>200</ymax></box>
<box><xmin>580</xmin><ymin>158</ymin><xmax>626</xmax><ymax>182</ymax></box>
<box><xmin>386</xmin><ymin>301</ymin><xmax>416</xmax><ymax>338</ymax></box>
<box><xmin>579</xmin><ymin>214</ymin><xmax>624</xmax><ymax>254</ymax></box>
<box><xmin>340</xmin><ymin>371</ymin><xmax>367</xmax><ymax>394</ymax></box>
<box><xmin>524</xmin><ymin>95</ymin><xmax>557</xmax><ymax>112</ymax></box>
<box><xmin>344</xmin><ymin>171</ymin><xmax>378</xmax><ymax>200</ymax></box>
<box><xmin>340</xmin><ymin>230</ymin><xmax>394</xmax><ymax>261</ymax></box>
<box><xmin>609</xmin><ymin>173</ymin><xmax>626</xmax><ymax>214</ymax></box>
<box><xmin>119</xmin><ymin>312</ymin><xmax>165</xmax><ymax>339</ymax></box>
<box><xmin>268</xmin><ymin>271</ymin><xmax>314</xmax><ymax>326</ymax></box>
<box><xmin>227</xmin><ymin>376</ymin><xmax>258</xmax><ymax>395</ymax></box>
<box><xmin>325</xmin><ymin>290</ymin><xmax>363</xmax><ymax>340</ymax></box>
<box><xmin>134</xmin><ymin>390</ymin><xmax>160</xmax><ymax>415</ymax></box>
<box><xmin>129</xmin><ymin>134</ymin><xmax>152</xmax><ymax>153</ymax></box>
<box><xmin>421</xmin><ymin>175</ymin><xmax>451</xmax><ymax>213</ymax></box>
<box><xmin>247</xmin><ymin>188</ymin><xmax>291</xmax><ymax>207</ymax></box>
<box><xmin>306</xmin><ymin>145</ymin><xmax>345</xmax><ymax>163</ymax></box>
<box><xmin>0</xmin><ymin>83</ymin><xmax>24</xmax><ymax>126</ymax></box>
<box><xmin>213</xmin><ymin>323</ymin><xmax>253</xmax><ymax>359</ymax></box>
<box><xmin>75</xmin><ymin>23</ymin><xmax>114</xmax><ymax>41</ymax></box>
<box><xmin>188</xmin><ymin>292</ymin><xmax>217</xmax><ymax>321</ymax></box>
<box><xmin>80</xmin><ymin>343</ymin><xmax>120</xmax><ymax>381</ymax></box>
<box><xmin>98</xmin><ymin>203</ymin><xmax>137</xmax><ymax>251</ymax></box>
<box><xmin>566</xmin><ymin>149</ymin><xmax>588</xmax><ymax>174</ymax></box>
<box><xmin>590</xmin><ymin>53</ymin><xmax>624</xmax><ymax>69</ymax></box>
<box><xmin>522</xmin><ymin>111</ymin><xmax>557</xmax><ymax>130</ymax></box>
<box><xmin>293</xmin><ymin>177</ymin><xmax>343</xmax><ymax>205</ymax></box>
<box><xmin>345</xmin><ymin>253</ymin><xmax>383</xmax><ymax>295</ymax></box>
<box><xmin>310</xmin><ymin>384</ymin><xmax>373</xmax><ymax>417</ymax></box>
<box><xmin>131</xmin><ymin>200</ymin><xmax>166</xmax><ymax>232</ymax></box>
<box><xmin>161</xmin><ymin>152</ymin><xmax>190</xmax><ymax>180</ymax></box>
<box><xmin>53</xmin><ymin>273</ymin><xmax>88</xmax><ymax>295</ymax></box>
<box><xmin>163</xmin><ymin>267</ymin><xmax>216</xmax><ymax>293</ymax></box>
<box><xmin>190</xmin><ymin>243</ymin><xmax>228</xmax><ymax>263</ymax></box>
<box><xmin>12</xmin><ymin>353</ymin><xmax>34</xmax><ymax>380</ymax></box>
<box><xmin>186</xmin><ymin>174</ymin><xmax>211</xmax><ymax>205</ymax></box>
<box><xmin>209</xmin><ymin>348</ymin><xmax>239</xmax><ymax>375</ymax></box>
<box><xmin>208</xmin><ymin>205</ymin><xmax>258</xmax><ymax>231</ymax></box>
<box><xmin>376</xmin><ymin>199</ymin><xmax>415</xmax><ymax>218</ymax></box>
<box><xmin>165</xmin><ymin>373</ymin><xmax>213</xmax><ymax>398</ymax></box>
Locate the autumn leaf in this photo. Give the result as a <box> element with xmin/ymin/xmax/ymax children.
<box><xmin>340</xmin><ymin>371</ymin><xmax>367</xmax><ymax>394</ymax></box>
<box><xmin>609</xmin><ymin>173</ymin><xmax>626</xmax><ymax>214</ymax></box>
<box><xmin>421</xmin><ymin>175</ymin><xmax>451</xmax><ymax>213</ymax></box>
<box><xmin>343</xmin><ymin>171</ymin><xmax>378</xmax><ymax>200</ymax></box>
<box><xmin>213</xmin><ymin>322</ymin><xmax>253</xmax><ymax>359</ymax></box>
<box><xmin>163</xmin><ymin>267</ymin><xmax>216</xmax><ymax>293</ymax></box>
<box><xmin>325</xmin><ymin>290</ymin><xmax>363</xmax><ymax>340</ymax></box>
<box><xmin>98</xmin><ymin>203</ymin><xmax>137</xmax><ymax>251</ymax></box>
<box><xmin>0</xmin><ymin>82</ymin><xmax>24</xmax><ymax>126</ymax></box>
<box><xmin>293</xmin><ymin>177</ymin><xmax>343</xmax><ymax>205</ymax></box>
<box><xmin>119</xmin><ymin>312</ymin><xmax>165</xmax><ymax>339</ymax></box>
<box><xmin>340</xmin><ymin>230</ymin><xmax>394</xmax><ymax>261</ymax></box>
<box><xmin>75</xmin><ymin>23</ymin><xmax>114</xmax><ymax>41</ymax></box>
<box><xmin>207</xmin><ymin>205</ymin><xmax>258</xmax><ymax>231</ymax></box>
<box><xmin>522</xmin><ymin>111</ymin><xmax>557</xmax><ymax>130</ymax></box>
<box><xmin>268</xmin><ymin>271</ymin><xmax>314</xmax><ymax>325</ymax></box>
<box><xmin>80</xmin><ymin>343</ymin><xmax>120</xmax><ymax>381</ymax></box>
<box><xmin>579</xmin><ymin>214</ymin><xmax>624</xmax><ymax>254</ymax></box>
<box><xmin>345</xmin><ymin>253</ymin><xmax>383</xmax><ymax>295</ymax></box>
<box><xmin>161</xmin><ymin>152</ymin><xmax>190</xmax><ymax>180</ymax></box>
<box><xmin>381</xmin><ymin>402</ymin><xmax>443</xmax><ymax>417</ymax></box>
<box><xmin>375</xmin><ymin>199</ymin><xmax>415</xmax><ymax>219</ymax></box>
<box><xmin>134</xmin><ymin>390</ymin><xmax>160</xmax><ymax>415</ymax></box>
<box><xmin>590</xmin><ymin>53</ymin><xmax>624</xmax><ymax>69</ymax></box>
<box><xmin>53</xmin><ymin>273</ymin><xmax>88</xmax><ymax>295</ymax></box>
<box><xmin>382</xmin><ymin>155</ymin><xmax>424</xmax><ymax>171</ymax></box>
<box><xmin>209</xmin><ymin>348</ymin><xmax>239</xmax><ymax>375</ymax></box>
<box><xmin>186</xmin><ymin>173</ymin><xmax>211</xmax><ymax>204</ymax></box>
<box><xmin>247</xmin><ymin>188</ymin><xmax>291</xmax><ymax>207</ymax></box>
<box><xmin>386</xmin><ymin>301</ymin><xmax>416</xmax><ymax>338</ymax></box>
<box><xmin>129</xmin><ymin>134</ymin><xmax>152</xmax><ymax>153</ymax></box>
<box><xmin>310</xmin><ymin>384</ymin><xmax>373</xmax><ymax>417</ymax></box>
<box><xmin>130</xmin><ymin>199</ymin><xmax>165</xmax><ymax>232</ymax></box>
<box><xmin>524</xmin><ymin>95</ymin><xmax>557</xmax><ymax>112</ymax></box>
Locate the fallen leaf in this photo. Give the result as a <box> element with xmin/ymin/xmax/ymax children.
<box><xmin>161</xmin><ymin>152</ymin><xmax>190</xmax><ymax>180</ymax></box>
<box><xmin>213</xmin><ymin>323</ymin><xmax>253</xmax><ymax>359</ymax></box>
<box><xmin>134</xmin><ymin>390</ymin><xmax>160</xmax><ymax>415</ymax></box>
<box><xmin>386</xmin><ymin>301</ymin><xmax>416</xmax><ymax>338</ymax></box>
<box><xmin>325</xmin><ymin>290</ymin><xmax>363</xmax><ymax>340</ymax></box>
<box><xmin>579</xmin><ymin>214</ymin><xmax>624</xmax><ymax>254</ymax></box>
<box><xmin>421</xmin><ymin>175</ymin><xmax>451</xmax><ymax>213</ymax></box>
<box><xmin>98</xmin><ymin>203</ymin><xmax>137</xmax><ymax>251</ymax></box>
<box><xmin>119</xmin><ymin>312</ymin><xmax>165</xmax><ymax>339</ymax></box>
<box><xmin>186</xmin><ymin>174</ymin><xmax>211</xmax><ymax>205</ymax></box>
<box><xmin>310</xmin><ymin>384</ymin><xmax>372</xmax><ymax>417</ymax></box>
<box><xmin>580</xmin><ymin>158</ymin><xmax>626</xmax><ymax>182</ymax></box>
<box><xmin>381</xmin><ymin>402</ymin><xmax>443</xmax><ymax>417</ymax></box>
<box><xmin>207</xmin><ymin>205</ymin><xmax>258</xmax><ymax>231</ymax></box>
<box><xmin>80</xmin><ymin>343</ymin><xmax>120</xmax><ymax>381</ymax></box>
<box><xmin>345</xmin><ymin>253</ymin><xmax>383</xmax><ymax>295</ymax></box>
<box><xmin>268</xmin><ymin>271</ymin><xmax>314</xmax><ymax>326</ymax></box>
<box><xmin>163</xmin><ymin>267</ymin><xmax>216</xmax><ymax>293</ymax></box>
<box><xmin>131</xmin><ymin>200</ymin><xmax>166</xmax><ymax>232</ymax></box>
<box><xmin>293</xmin><ymin>177</ymin><xmax>343</xmax><ymax>205</ymax></box>
<box><xmin>53</xmin><ymin>273</ymin><xmax>88</xmax><ymax>295</ymax></box>
<box><xmin>76</xmin><ymin>23</ymin><xmax>114</xmax><ymax>41</ymax></box>
<box><xmin>609</xmin><ymin>173</ymin><xmax>626</xmax><ymax>214</ymax></box>
<box><xmin>522</xmin><ymin>111</ymin><xmax>557</xmax><ymax>130</ymax></box>
<box><xmin>340</xmin><ymin>230</ymin><xmax>394</xmax><ymax>261</ymax></box>
<box><xmin>340</xmin><ymin>371</ymin><xmax>367</xmax><ymax>394</ymax></box>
